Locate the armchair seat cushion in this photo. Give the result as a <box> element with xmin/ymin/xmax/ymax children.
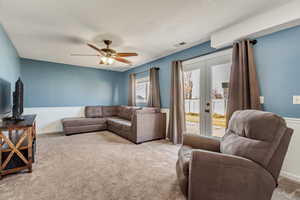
<box><xmin>62</xmin><ymin>117</ymin><xmax>107</xmax><ymax>127</ymax></box>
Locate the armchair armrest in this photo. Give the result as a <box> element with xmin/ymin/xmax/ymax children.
<box><xmin>183</xmin><ymin>134</ymin><xmax>220</xmax><ymax>152</ymax></box>
<box><xmin>188</xmin><ymin>150</ymin><xmax>276</xmax><ymax>200</ymax></box>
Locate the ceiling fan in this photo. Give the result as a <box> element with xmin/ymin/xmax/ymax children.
<box><xmin>71</xmin><ymin>40</ymin><xmax>138</xmax><ymax>65</ymax></box>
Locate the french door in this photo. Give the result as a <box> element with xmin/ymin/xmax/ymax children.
<box><xmin>183</xmin><ymin>49</ymin><xmax>232</xmax><ymax>137</ymax></box>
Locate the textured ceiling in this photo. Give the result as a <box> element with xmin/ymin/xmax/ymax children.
<box><xmin>0</xmin><ymin>0</ymin><xmax>291</xmax><ymax>71</ymax></box>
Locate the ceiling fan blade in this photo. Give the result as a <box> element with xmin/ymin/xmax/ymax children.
<box><xmin>70</xmin><ymin>54</ymin><xmax>99</xmax><ymax>56</ymax></box>
<box><xmin>116</xmin><ymin>53</ymin><xmax>138</xmax><ymax>57</ymax></box>
<box><xmin>113</xmin><ymin>57</ymin><xmax>132</xmax><ymax>64</ymax></box>
<box><xmin>87</xmin><ymin>43</ymin><xmax>106</xmax><ymax>56</ymax></box>
<box><xmin>87</xmin><ymin>43</ymin><xmax>102</xmax><ymax>52</ymax></box>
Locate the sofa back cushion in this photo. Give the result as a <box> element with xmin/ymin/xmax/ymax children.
<box><xmin>85</xmin><ymin>106</ymin><xmax>103</xmax><ymax>118</ymax></box>
<box><xmin>102</xmin><ymin>106</ymin><xmax>119</xmax><ymax>117</ymax></box>
<box><xmin>118</xmin><ymin>106</ymin><xmax>141</xmax><ymax>121</ymax></box>
<box><xmin>221</xmin><ymin>110</ymin><xmax>288</xmax><ymax>169</ymax></box>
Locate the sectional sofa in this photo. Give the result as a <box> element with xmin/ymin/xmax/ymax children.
<box><xmin>61</xmin><ymin>106</ymin><xmax>166</xmax><ymax>144</ymax></box>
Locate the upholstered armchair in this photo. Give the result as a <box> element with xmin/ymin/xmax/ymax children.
<box><xmin>176</xmin><ymin>110</ymin><xmax>293</xmax><ymax>200</ymax></box>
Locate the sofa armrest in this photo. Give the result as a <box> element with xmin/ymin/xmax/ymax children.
<box><xmin>183</xmin><ymin>134</ymin><xmax>220</xmax><ymax>152</ymax></box>
<box><xmin>132</xmin><ymin>112</ymin><xmax>166</xmax><ymax>143</ymax></box>
<box><xmin>188</xmin><ymin>150</ymin><xmax>276</xmax><ymax>200</ymax></box>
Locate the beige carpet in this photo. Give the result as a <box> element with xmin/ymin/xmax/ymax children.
<box><xmin>0</xmin><ymin>131</ymin><xmax>299</xmax><ymax>200</ymax></box>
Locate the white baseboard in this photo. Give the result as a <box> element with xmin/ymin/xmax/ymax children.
<box><xmin>281</xmin><ymin>117</ymin><xmax>300</xmax><ymax>183</ymax></box>
<box><xmin>161</xmin><ymin>108</ymin><xmax>170</xmax><ymax>133</ymax></box>
<box><xmin>24</xmin><ymin>107</ymin><xmax>85</xmax><ymax>134</ymax></box>
<box><xmin>281</xmin><ymin>171</ymin><xmax>300</xmax><ymax>183</ymax></box>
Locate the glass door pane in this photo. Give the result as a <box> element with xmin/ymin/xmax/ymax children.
<box><xmin>206</xmin><ymin>55</ymin><xmax>231</xmax><ymax>137</ymax></box>
<box><xmin>184</xmin><ymin>69</ymin><xmax>201</xmax><ymax>134</ymax></box>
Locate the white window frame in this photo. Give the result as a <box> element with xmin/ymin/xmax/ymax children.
<box><xmin>135</xmin><ymin>76</ymin><xmax>150</xmax><ymax>104</ymax></box>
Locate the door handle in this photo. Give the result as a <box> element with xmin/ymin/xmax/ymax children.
<box><xmin>205</xmin><ymin>101</ymin><xmax>210</xmax><ymax>113</ymax></box>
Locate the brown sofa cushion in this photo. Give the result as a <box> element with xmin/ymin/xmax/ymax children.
<box><xmin>62</xmin><ymin>117</ymin><xmax>107</xmax><ymax>127</ymax></box>
<box><xmin>221</xmin><ymin>110</ymin><xmax>287</xmax><ymax>168</ymax></box>
<box><xmin>64</xmin><ymin>124</ymin><xmax>107</xmax><ymax>135</ymax></box>
<box><xmin>118</xmin><ymin>106</ymin><xmax>140</xmax><ymax>121</ymax></box>
<box><xmin>107</xmin><ymin>117</ymin><xmax>131</xmax><ymax>128</ymax></box>
<box><xmin>85</xmin><ymin>106</ymin><xmax>103</xmax><ymax>118</ymax></box>
<box><xmin>102</xmin><ymin>106</ymin><xmax>119</xmax><ymax>117</ymax></box>
<box><xmin>106</xmin><ymin>117</ymin><xmax>132</xmax><ymax>137</ymax></box>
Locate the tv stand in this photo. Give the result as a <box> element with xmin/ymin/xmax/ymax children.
<box><xmin>0</xmin><ymin>115</ymin><xmax>36</xmax><ymax>179</ymax></box>
<box><xmin>2</xmin><ymin>116</ymin><xmax>25</xmax><ymax>122</ymax></box>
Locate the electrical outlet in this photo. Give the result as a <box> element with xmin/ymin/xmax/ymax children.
<box><xmin>293</xmin><ymin>96</ymin><xmax>300</xmax><ymax>104</ymax></box>
<box><xmin>259</xmin><ymin>96</ymin><xmax>264</xmax><ymax>104</ymax></box>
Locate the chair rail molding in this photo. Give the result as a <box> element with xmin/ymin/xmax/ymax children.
<box><xmin>24</xmin><ymin>107</ymin><xmax>85</xmax><ymax>134</ymax></box>
<box><xmin>281</xmin><ymin>117</ymin><xmax>300</xmax><ymax>182</ymax></box>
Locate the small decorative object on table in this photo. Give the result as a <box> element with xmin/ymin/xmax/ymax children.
<box><xmin>0</xmin><ymin>115</ymin><xmax>37</xmax><ymax>179</ymax></box>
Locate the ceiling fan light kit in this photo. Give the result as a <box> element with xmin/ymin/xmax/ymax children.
<box><xmin>100</xmin><ymin>56</ymin><xmax>114</xmax><ymax>65</ymax></box>
<box><xmin>73</xmin><ymin>40</ymin><xmax>138</xmax><ymax>66</ymax></box>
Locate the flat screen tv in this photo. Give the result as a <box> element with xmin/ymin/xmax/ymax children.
<box><xmin>0</xmin><ymin>78</ymin><xmax>11</xmax><ymax>116</ymax></box>
<box><xmin>12</xmin><ymin>78</ymin><xmax>24</xmax><ymax>121</ymax></box>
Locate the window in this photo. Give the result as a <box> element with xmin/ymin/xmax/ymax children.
<box><xmin>136</xmin><ymin>77</ymin><xmax>150</xmax><ymax>104</ymax></box>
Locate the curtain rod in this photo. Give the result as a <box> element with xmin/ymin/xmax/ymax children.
<box><xmin>133</xmin><ymin>67</ymin><xmax>159</xmax><ymax>75</ymax></box>
<box><xmin>181</xmin><ymin>39</ymin><xmax>257</xmax><ymax>62</ymax></box>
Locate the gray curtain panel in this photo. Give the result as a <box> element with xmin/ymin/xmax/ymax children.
<box><xmin>227</xmin><ymin>40</ymin><xmax>261</xmax><ymax>124</ymax></box>
<box><xmin>128</xmin><ymin>73</ymin><xmax>136</xmax><ymax>106</ymax></box>
<box><xmin>168</xmin><ymin>61</ymin><xmax>186</xmax><ymax>144</ymax></box>
<box><xmin>148</xmin><ymin>68</ymin><xmax>161</xmax><ymax>108</ymax></box>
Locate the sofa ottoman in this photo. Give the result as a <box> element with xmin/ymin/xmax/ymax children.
<box><xmin>62</xmin><ymin>117</ymin><xmax>107</xmax><ymax>135</ymax></box>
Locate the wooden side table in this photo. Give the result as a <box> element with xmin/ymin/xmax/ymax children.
<box><xmin>0</xmin><ymin>115</ymin><xmax>37</xmax><ymax>179</ymax></box>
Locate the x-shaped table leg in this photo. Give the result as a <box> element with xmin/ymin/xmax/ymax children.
<box><xmin>1</xmin><ymin>129</ymin><xmax>29</xmax><ymax>169</ymax></box>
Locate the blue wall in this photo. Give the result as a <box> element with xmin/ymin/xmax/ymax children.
<box><xmin>10</xmin><ymin>23</ymin><xmax>300</xmax><ymax>117</ymax></box>
<box><xmin>123</xmin><ymin>25</ymin><xmax>300</xmax><ymax>118</ymax></box>
<box><xmin>21</xmin><ymin>59</ymin><xmax>124</xmax><ymax>107</ymax></box>
<box><xmin>0</xmin><ymin>24</ymin><xmax>20</xmax><ymax>88</ymax></box>
<box><xmin>255</xmin><ymin>25</ymin><xmax>300</xmax><ymax>118</ymax></box>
